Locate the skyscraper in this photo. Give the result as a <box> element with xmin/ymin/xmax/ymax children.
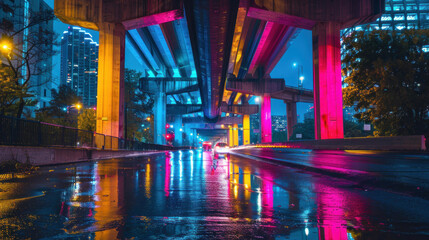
<box><xmin>61</xmin><ymin>26</ymin><xmax>99</xmax><ymax>107</ymax></box>
<box><xmin>343</xmin><ymin>0</ymin><xmax>429</xmax><ymax>34</ymax></box>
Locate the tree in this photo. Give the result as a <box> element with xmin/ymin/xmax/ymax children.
<box><xmin>124</xmin><ymin>69</ymin><xmax>155</xmax><ymax>141</ymax></box>
<box><xmin>78</xmin><ymin>108</ymin><xmax>96</xmax><ymax>132</ymax></box>
<box><xmin>36</xmin><ymin>85</ymin><xmax>81</xmax><ymax>127</ymax></box>
<box><xmin>290</xmin><ymin>118</ymin><xmax>315</xmax><ymax>140</ymax></box>
<box><xmin>0</xmin><ymin>4</ymin><xmax>56</xmax><ymax>118</ymax></box>
<box><xmin>342</xmin><ymin>29</ymin><xmax>429</xmax><ymax>136</ymax></box>
<box><xmin>272</xmin><ymin>130</ymin><xmax>287</xmax><ymax>142</ymax></box>
<box><xmin>344</xmin><ymin>120</ymin><xmax>373</xmax><ymax>138</ymax></box>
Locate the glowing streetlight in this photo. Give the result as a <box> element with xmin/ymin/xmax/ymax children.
<box><xmin>75</xmin><ymin>103</ymin><xmax>82</xmax><ymax>110</ymax></box>
<box><xmin>1</xmin><ymin>40</ymin><xmax>13</xmax><ymax>58</ymax></box>
<box><xmin>2</xmin><ymin>44</ymin><xmax>10</xmax><ymax>51</ymax></box>
<box><xmin>254</xmin><ymin>96</ymin><xmax>260</xmax><ymax>103</ymax></box>
<box><xmin>293</xmin><ymin>62</ymin><xmax>297</xmax><ymax>67</ymax></box>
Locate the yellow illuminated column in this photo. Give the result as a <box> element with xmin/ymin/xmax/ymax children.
<box><xmin>228</xmin><ymin>126</ymin><xmax>234</xmax><ymax>147</ymax></box>
<box><xmin>243</xmin><ymin>115</ymin><xmax>250</xmax><ymax>145</ymax></box>
<box><xmin>96</xmin><ymin>23</ymin><xmax>126</xmax><ymax>149</ymax></box>
<box><xmin>233</xmin><ymin>124</ymin><xmax>239</xmax><ymax>146</ymax></box>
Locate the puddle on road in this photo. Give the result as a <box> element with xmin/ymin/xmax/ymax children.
<box><xmin>0</xmin><ymin>150</ymin><xmax>428</xmax><ymax>239</ymax></box>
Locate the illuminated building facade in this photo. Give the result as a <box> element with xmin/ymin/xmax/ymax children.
<box><xmin>344</xmin><ymin>0</ymin><xmax>429</xmax><ymax>33</ymax></box>
<box><xmin>61</xmin><ymin>26</ymin><xmax>99</xmax><ymax>107</ymax></box>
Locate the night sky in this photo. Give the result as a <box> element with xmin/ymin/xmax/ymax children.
<box><xmin>45</xmin><ymin>0</ymin><xmax>313</xmax><ymax>121</ymax></box>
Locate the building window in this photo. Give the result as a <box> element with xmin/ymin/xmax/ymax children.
<box><xmin>394</xmin><ymin>14</ymin><xmax>405</xmax><ymax>21</ymax></box>
<box><xmin>381</xmin><ymin>15</ymin><xmax>393</xmax><ymax>21</ymax></box>
<box><xmin>407</xmin><ymin>13</ymin><xmax>418</xmax><ymax>21</ymax></box>
<box><xmin>393</xmin><ymin>4</ymin><xmax>404</xmax><ymax>11</ymax></box>
<box><xmin>44</xmin><ymin>89</ymin><xmax>47</xmax><ymax>97</ymax></box>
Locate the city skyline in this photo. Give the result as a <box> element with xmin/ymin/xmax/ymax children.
<box><xmin>60</xmin><ymin>26</ymin><xmax>99</xmax><ymax>107</ymax></box>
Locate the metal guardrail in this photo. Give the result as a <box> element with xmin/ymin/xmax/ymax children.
<box><xmin>0</xmin><ymin>115</ymin><xmax>188</xmax><ymax>151</ymax></box>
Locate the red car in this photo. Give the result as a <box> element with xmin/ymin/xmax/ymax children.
<box><xmin>203</xmin><ymin>141</ymin><xmax>212</xmax><ymax>151</ymax></box>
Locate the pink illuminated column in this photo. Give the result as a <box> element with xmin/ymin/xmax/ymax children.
<box><xmin>312</xmin><ymin>22</ymin><xmax>344</xmax><ymax>140</ymax></box>
<box><xmin>260</xmin><ymin>94</ymin><xmax>272</xmax><ymax>143</ymax></box>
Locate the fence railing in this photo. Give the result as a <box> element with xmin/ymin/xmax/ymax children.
<box><xmin>0</xmin><ymin>115</ymin><xmax>187</xmax><ymax>151</ymax></box>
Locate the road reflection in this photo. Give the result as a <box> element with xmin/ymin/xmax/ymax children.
<box><xmin>1</xmin><ymin>149</ymin><xmax>428</xmax><ymax>239</ymax></box>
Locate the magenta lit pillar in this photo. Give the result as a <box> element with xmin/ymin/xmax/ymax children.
<box><xmin>312</xmin><ymin>22</ymin><xmax>344</xmax><ymax>140</ymax></box>
<box><xmin>260</xmin><ymin>94</ymin><xmax>272</xmax><ymax>143</ymax></box>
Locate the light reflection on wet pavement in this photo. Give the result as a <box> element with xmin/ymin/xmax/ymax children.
<box><xmin>1</xmin><ymin>150</ymin><xmax>429</xmax><ymax>239</ymax></box>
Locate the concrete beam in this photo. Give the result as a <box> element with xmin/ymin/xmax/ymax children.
<box><xmin>271</xmin><ymin>86</ymin><xmax>314</xmax><ymax>103</ymax></box>
<box><xmin>250</xmin><ymin>0</ymin><xmax>384</xmax><ymax>29</ymax></box>
<box><xmin>140</xmin><ymin>78</ymin><xmax>197</xmax><ymax>94</ymax></box>
<box><xmin>54</xmin><ymin>0</ymin><xmax>183</xmax><ymax>31</ymax></box>
<box><xmin>226</xmin><ymin>78</ymin><xmax>285</xmax><ymax>95</ymax></box>
<box><xmin>221</xmin><ymin>102</ymin><xmax>259</xmax><ymax>115</ymax></box>
<box><xmin>166</xmin><ymin>104</ymin><xmax>202</xmax><ymax>115</ymax></box>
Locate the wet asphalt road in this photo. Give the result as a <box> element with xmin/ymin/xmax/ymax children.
<box><xmin>1</xmin><ymin>149</ymin><xmax>429</xmax><ymax>239</ymax></box>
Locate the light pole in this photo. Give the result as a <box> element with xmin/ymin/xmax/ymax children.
<box><xmin>292</xmin><ymin>62</ymin><xmax>304</xmax><ymax>89</ymax></box>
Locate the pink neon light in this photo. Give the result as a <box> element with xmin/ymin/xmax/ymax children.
<box><xmin>122</xmin><ymin>9</ymin><xmax>184</xmax><ymax>30</ymax></box>
<box><xmin>261</xmin><ymin>94</ymin><xmax>272</xmax><ymax>143</ymax></box>
<box><xmin>261</xmin><ymin>170</ymin><xmax>274</xmax><ymax>218</ymax></box>
<box><xmin>164</xmin><ymin>153</ymin><xmax>171</xmax><ymax>196</ymax></box>
<box><xmin>248</xmin><ymin>22</ymin><xmax>274</xmax><ymax>73</ymax></box>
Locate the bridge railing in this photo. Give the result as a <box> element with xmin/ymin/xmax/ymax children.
<box><xmin>0</xmin><ymin>115</ymin><xmax>187</xmax><ymax>151</ymax></box>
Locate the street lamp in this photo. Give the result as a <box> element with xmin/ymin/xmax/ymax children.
<box><xmin>254</xmin><ymin>96</ymin><xmax>260</xmax><ymax>103</ymax></box>
<box><xmin>0</xmin><ymin>40</ymin><xmax>13</xmax><ymax>59</ymax></box>
<box><xmin>292</xmin><ymin>62</ymin><xmax>304</xmax><ymax>89</ymax></box>
<box><xmin>299</xmin><ymin>76</ymin><xmax>305</xmax><ymax>88</ymax></box>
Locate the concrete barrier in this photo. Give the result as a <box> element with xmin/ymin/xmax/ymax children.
<box><xmin>254</xmin><ymin>135</ymin><xmax>426</xmax><ymax>151</ymax></box>
<box><xmin>0</xmin><ymin>146</ymin><xmax>164</xmax><ymax>166</ymax></box>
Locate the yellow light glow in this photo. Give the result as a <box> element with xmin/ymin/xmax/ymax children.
<box><xmin>76</xmin><ymin>104</ymin><xmax>82</xmax><ymax>110</ymax></box>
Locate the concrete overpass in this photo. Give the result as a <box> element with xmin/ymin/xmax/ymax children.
<box><xmin>55</xmin><ymin>0</ymin><xmax>383</xmax><ymax>147</ymax></box>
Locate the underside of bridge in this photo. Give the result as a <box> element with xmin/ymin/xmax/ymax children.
<box><xmin>55</xmin><ymin>0</ymin><xmax>384</xmax><ymax>146</ymax></box>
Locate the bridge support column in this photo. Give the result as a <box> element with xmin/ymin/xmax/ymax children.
<box><xmin>233</xmin><ymin>123</ymin><xmax>239</xmax><ymax>146</ymax></box>
<box><xmin>96</xmin><ymin>23</ymin><xmax>126</xmax><ymax>149</ymax></box>
<box><xmin>173</xmin><ymin>115</ymin><xmax>183</xmax><ymax>146</ymax></box>
<box><xmin>154</xmin><ymin>83</ymin><xmax>166</xmax><ymax>145</ymax></box>
<box><xmin>261</xmin><ymin>94</ymin><xmax>272</xmax><ymax>143</ymax></box>
<box><xmin>243</xmin><ymin>115</ymin><xmax>250</xmax><ymax>145</ymax></box>
<box><xmin>286</xmin><ymin>102</ymin><xmax>297</xmax><ymax>141</ymax></box>
<box><xmin>228</xmin><ymin>126</ymin><xmax>234</xmax><ymax>147</ymax></box>
<box><xmin>313</xmin><ymin>22</ymin><xmax>344</xmax><ymax>140</ymax></box>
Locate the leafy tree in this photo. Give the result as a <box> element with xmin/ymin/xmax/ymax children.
<box><xmin>78</xmin><ymin>108</ymin><xmax>96</xmax><ymax>132</ymax></box>
<box><xmin>272</xmin><ymin>130</ymin><xmax>287</xmax><ymax>142</ymax></box>
<box><xmin>36</xmin><ymin>85</ymin><xmax>81</xmax><ymax>127</ymax></box>
<box><xmin>342</xmin><ymin>29</ymin><xmax>429</xmax><ymax>136</ymax></box>
<box><xmin>0</xmin><ymin>5</ymin><xmax>56</xmax><ymax>118</ymax></box>
<box><xmin>290</xmin><ymin>118</ymin><xmax>315</xmax><ymax>140</ymax></box>
<box><xmin>124</xmin><ymin>69</ymin><xmax>155</xmax><ymax>141</ymax></box>
<box><xmin>344</xmin><ymin>120</ymin><xmax>373</xmax><ymax>138</ymax></box>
